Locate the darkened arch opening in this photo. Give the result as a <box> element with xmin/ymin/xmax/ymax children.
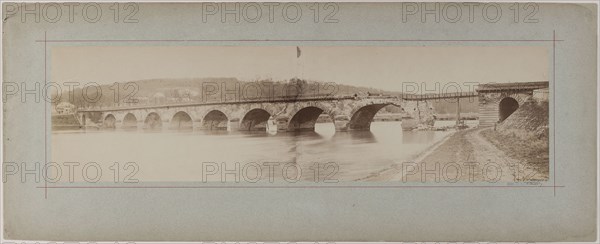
<box><xmin>103</xmin><ymin>114</ymin><xmax>117</xmax><ymax>129</ymax></box>
<box><xmin>499</xmin><ymin>97</ymin><xmax>519</xmax><ymax>122</ymax></box>
<box><xmin>347</xmin><ymin>104</ymin><xmax>393</xmax><ymax>131</ymax></box>
<box><xmin>240</xmin><ymin>109</ymin><xmax>271</xmax><ymax>131</ymax></box>
<box><xmin>123</xmin><ymin>113</ymin><xmax>138</xmax><ymax>129</ymax></box>
<box><xmin>144</xmin><ymin>112</ymin><xmax>163</xmax><ymax>130</ymax></box>
<box><xmin>202</xmin><ymin>110</ymin><xmax>228</xmax><ymax>130</ymax></box>
<box><xmin>288</xmin><ymin>106</ymin><xmax>331</xmax><ymax>132</ymax></box>
<box><xmin>170</xmin><ymin>111</ymin><xmax>193</xmax><ymax>130</ymax></box>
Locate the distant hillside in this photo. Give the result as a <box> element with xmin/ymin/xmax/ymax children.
<box><xmin>53</xmin><ymin>78</ymin><xmax>478</xmax><ymax>114</ymax></box>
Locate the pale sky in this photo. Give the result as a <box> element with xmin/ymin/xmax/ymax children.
<box><xmin>51</xmin><ymin>45</ymin><xmax>548</xmax><ymax>92</ymax></box>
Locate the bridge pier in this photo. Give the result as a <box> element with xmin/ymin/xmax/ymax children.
<box><xmin>332</xmin><ymin>115</ymin><xmax>352</xmax><ymax>132</ymax></box>
<box><xmin>333</xmin><ymin>122</ymin><xmax>350</xmax><ymax>132</ymax></box>
<box><xmin>275</xmin><ymin>117</ymin><xmax>290</xmax><ymax>132</ymax></box>
<box><xmin>193</xmin><ymin>121</ymin><xmax>203</xmax><ymax>131</ymax></box>
<box><xmin>135</xmin><ymin>121</ymin><xmax>145</xmax><ymax>131</ymax></box>
<box><xmin>228</xmin><ymin>119</ymin><xmax>240</xmax><ymax>131</ymax></box>
<box><xmin>401</xmin><ymin>100</ymin><xmax>435</xmax><ymax>128</ymax></box>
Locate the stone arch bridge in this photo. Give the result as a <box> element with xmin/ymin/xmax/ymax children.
<box><xmin>76</xmin><ymin>81</ymin><xmax>548</xmax><ymax>132</ymax></box>
<box><xmin>78</xmin><ymin>96</ymin><xmax>434</xmax><ymax>132</ymax></box>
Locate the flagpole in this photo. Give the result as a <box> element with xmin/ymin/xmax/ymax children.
<box><xmin>296</xmin><ymin>46</ymin><xmax>301</xmax><ymax>80</ymax></box>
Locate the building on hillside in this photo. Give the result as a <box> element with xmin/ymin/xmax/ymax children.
<box><xmin>152</xmin><ymin>92</ymin><xmax>166</xmax><ymax>104</ymax></box>
<box><xmin>55</xmin><ymin>102</ymin><xmax>75</xmax><ymax>114</ymax></box>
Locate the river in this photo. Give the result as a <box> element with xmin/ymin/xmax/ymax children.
<box><xmin>51</xmin><ymin>121</ymin><xmax>477</xmax><ymax>182</ymax></box>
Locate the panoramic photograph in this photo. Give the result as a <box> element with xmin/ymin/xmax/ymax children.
<box><xmin>6</xmin><ymin>2</ymin><xmax>599</xmax><ymax>242</ymax></box>
<box><xmin>50</xmin><ymin>45</ymin><xmax>550</xmax><ymax>183</ymax></box>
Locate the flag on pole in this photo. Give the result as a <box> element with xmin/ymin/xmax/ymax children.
<box><xmin>296</xmin><ymin>46</ymin><xmax>301</xmax><ymax>58</ymax></box>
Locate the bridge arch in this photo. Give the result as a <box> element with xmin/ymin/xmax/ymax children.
<box><xmin>202</xmin><ymin>110</ymin><xmax>229</xmax><ymax>130</ymax></box>
<box><xmin>499</xmin><ymin>97</ymin><xmax>519</xmax><ymax>122</ymax></box>
<box><xmin>170</xmin><ymin>111</ymin><xmax>194</xmax><ymax>130</ymax></box>
<box><xmin>240</xmin><ymin>108</ymin><xmax>271</xmax><ymax>131</ymax></box>
<box><xmin>287</xmin><ymin>106</ymin><xmax>334</xmax><ymax>132</ymax></box>
<box><xmin>479</xmin><ymin>92</ymin><xmax>531</xmax><ymax>127</ymax></box>
<box><xmin>144</xmin><ymin>112</ymin><xmax>163</xmax><ymax>130</ymax></box>
<box><xmin>122</xmin><ymin>113</ymin><xmax>138</xmax><ymax>129</ymax></box>
<box><xmin>348</xmin><ymin>104</ymin><xmax>397</xmax><ymax>131</ymax></box>
<box><xmin>103</xmin><ymin>114</ymin><xmax>117</xmax><ymax>129</ymax></box>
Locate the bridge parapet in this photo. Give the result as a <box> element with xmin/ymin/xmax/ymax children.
<box><xmin>401</xmin><ymin>92</ymin><xmax>478</xmax><ymax>101</ymax></box>
<box><xmin>77</xmin><ymin>95</ymin><xmax>377</xmax><ymax>112</ymax></box>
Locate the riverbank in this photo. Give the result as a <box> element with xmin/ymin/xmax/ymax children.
<box><xmin>480</xmin><ymin>128</ymin><xmax>549</xmax><ymax>181</ymax></box>
<box><xmin>362</xmin><ymin>127</ymin><xmax>549</xmax><ymax>182</ymax></box>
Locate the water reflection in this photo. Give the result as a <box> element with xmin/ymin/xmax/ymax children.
<box><xmin>331</xmin><ymin>131</ymin><xmax>377</xmax><ymax>144</ymax></box>
<box><xmin>169</xmin><ymin>128</ymin><xmax>194</xmax><ymax>133</ymax></box>
<box><xmin>283</xmin><ymin>131</ymin><xmax>326</xmax><ymax>140</ymax></box>
<box><xmin>52</xmin><ymin>121</ymin><xmax>453</xmax><ymax>181</ymax></box>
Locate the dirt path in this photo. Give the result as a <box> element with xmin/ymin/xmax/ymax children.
<box><xmin>464</xmin><ymin>127</ymin><xmax>519</xmax><ymax>182</ymax></box>
<box><xmin>361</xmin><ymin>127</ymin><xmax>522</xmax><ymax>182</ymax></box>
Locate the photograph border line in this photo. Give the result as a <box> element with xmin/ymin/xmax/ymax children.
<box><xmin>39</xmin><ymin>32</ymin><xmax>560</xmax><ymax>197</ymax></box>
<box><xmin>35</xmin><ymin>39</ymin><xmax>564</xmax><ymax>42</ymax></box>
<box><xmin>37</xmin><ymin>185</ymin><xmax>566</xmax><ymax>189</ymax></box>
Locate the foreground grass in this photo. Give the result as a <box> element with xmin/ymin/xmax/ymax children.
<box><xmin>480</xmin><ymin>128</ymin><xmax>549</xmax><ymax>180</ymax></box>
